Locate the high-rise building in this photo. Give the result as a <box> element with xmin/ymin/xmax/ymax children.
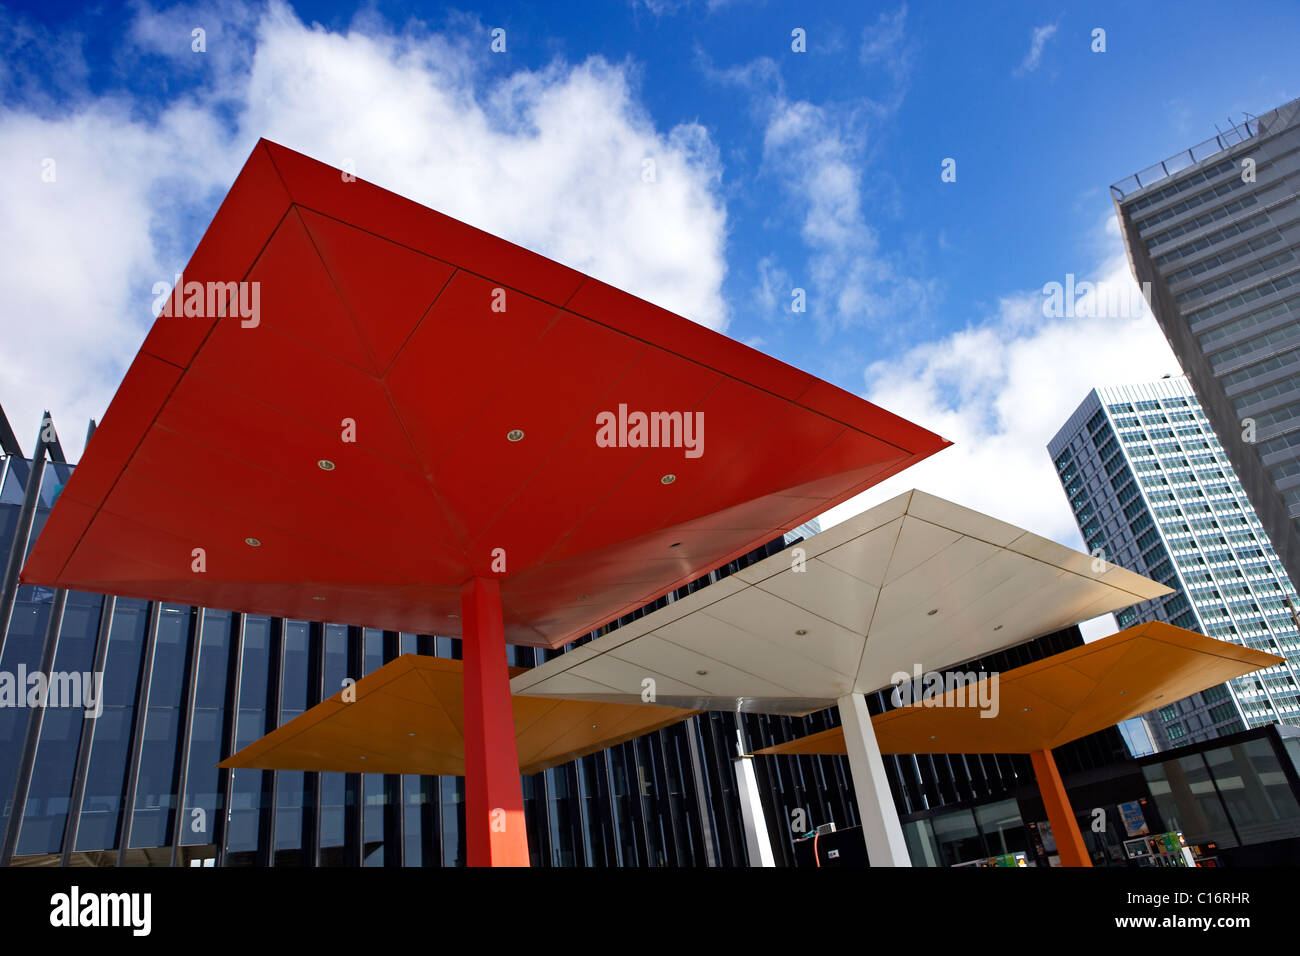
<box><xmin>1049</xmin><ymin>377</ymin><xmax>1300</xmax><ymax>750</ymax></box>
<box><xmin>1111</xmin><ymin>97</ymin><xmax>1300</xmax><ymax>593</ymax></box>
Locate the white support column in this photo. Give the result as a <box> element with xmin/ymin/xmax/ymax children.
<box><xmin>732</xmin><ymin>743</ymin><xmax>775</xmax><ymax>867</ymax></box>
<box><xmin>837</xmin><ymin>692</ymin><xmax>911</xmax><ymax>866</ymax></box>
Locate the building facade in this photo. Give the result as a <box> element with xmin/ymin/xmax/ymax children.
<box><xmin>1</xmin><ymin>403</ymin><xmax>1155</xmax><ymax>867</ymax></box>
<box><xmin>1049</xmin><ymin>378</ymin><xmax>1300</xmax><ymax>750</ymax></box>
<box><xmin>1112</xmin><ymin>96</ymin><xmax>1300</xmax><ymax>592</ymax></box>
<box><xmin>7</xmin><ymin>401</ymin><xmax>1295</xmax><ymax>866</ymax></box>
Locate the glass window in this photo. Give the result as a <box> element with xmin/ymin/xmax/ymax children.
<box><xmin>318</xmin><ymin>774</ymin><xmax>347</xmax><ymax>866</ymax></box>
<box><xmin>17</xmin><ymin>593</ymin><xmax>105</xmax><ymax>856</ymax></box>
<box><xmin>1284</xmin><ymin>738</ymin><xmax>1300</xmax><ymax>779</ymax></box>
<box><xmin>362</xmin><ymin>773</ymin><xmax>385</xmax><ymax>866</ymax></box>
<box><xmin>226</xmin><ymin>617</ymin><xmax>271</xmax><ymax>865</ymax></box>
<box><xmin>0</xmin><ymin>575</ymin><xmax>53</xmax><ymax>836</ymax></box>
<box><xmin>931</xmin><ymin>807</ymin><xmax>983</xmax><ymax>865</ymax></box>
<box><xmin>1142</xmin><ymin>754</ymin><xmax>1237</xmax><ymax>847</ymax></box>
<box><xmin>273</xmin><ymin>622</ymin><xmax>310</xmax><ymax>865</ymax></box>
<box><xmin>974</xmin><ymin>799</ymin><xmax>1026</xmax><ymax>856</ymax></box>
<box><xmin>363</xmin><ymin>628</ymin><xmax>383</xmax><ymax>676</ymax></box>
<box><xmin>129</xmin><ymin>605</ymin><xmax>194</xmax><ymax>849</ymax></box>
<box><xmin>402</xmin><ymin>775</ymin><xmax>429</xmax><ymax>866</ymax></box>
<box><xmin>180</xmin><ymin>609</ymin><xmax>231</xmax><ymax>848</ymax></box>
<box><xmin>75</xmin><ymin>600</ymin><xmax>150</xmax><ymax>852</ymax></box>
<box><xmin>440</xmin><ymin>776</ymin><xmax>463</xmax><ymax>867</ymax></box>
<box><xmin>318</xmin><ymin>626</ymin><xmax>351</xmax><ymax>866</ymax></box>
<box><xmin>903</xmin><ymin>817</ymin><xmax>941</xmax><ymax>866</ymax></box>
<box><xmin>1203</xmin><ymin>740</ymin><xmax>1300</xmax><ymax>844</ymax></box>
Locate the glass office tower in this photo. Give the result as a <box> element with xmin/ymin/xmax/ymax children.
<box><xmin>1</xmin><ymin>405</ymin><xmax>1133</xmax><ymax>867</ymax></box>
<box><xmin>1049</xmin><ymin>377</ymin><xmax>1300</xmax><ymax>751</ymax></box>
<box><xmin>1111</xmin><ymin>96</ymin><xmax>1300</xmax><ymax>593</ymax></box>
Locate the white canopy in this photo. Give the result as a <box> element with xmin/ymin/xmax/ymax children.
<box><xmin>510</xmin><ymin>490</ymin><xmax>1172</xmax><ymax>715</ymax></box>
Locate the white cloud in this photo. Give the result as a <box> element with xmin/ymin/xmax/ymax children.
<box><xmin>0</xmin><ymin>1</ymin><xmax>730</xmax><ymax>459</ymax></box>
<box><xmin>754</xmin><ymin>255</ymin><xmax>792</xmax><ymax>315</ymax></box>
<box><xmin>815</xmin><ymin>234</ymin><xmax>1181</xmax><ymax>638</ymax></box>
<box><xmin>0</xmin><ymin>105</ymin><xmax>235</xmax><ymax>455</ymax></box>
<box><xmin>762</xmin><ymin>96</ymin><xmax>937</xmax><ymax>334</ymax></box>
<box><xmin>859</xmin><ymin>3</ymin><xmax>914</xmax><ymax>110</ymax></box>
<box><xmin>1015</xmin><ymin>23</ymin><xmax>1058</xmax><ymax>76</ymax></box>
<box><xmin>716</xmin><ymin>6</ymin><xmax>930</xmax><ymax>337</ymax></box>
<box><xmin>817</xmin><ymin>240</ymin><xmax>1181</xmax><ymax>548</ymax></box>
<box><xmin>630</xmin><ymin>0</ymin><xmax>760</xmax><ymax>17</ymax></box>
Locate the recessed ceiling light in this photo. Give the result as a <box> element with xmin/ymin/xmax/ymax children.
<box><xmin>591</xmin><ymin>724</ymin><xmax>598</xmax><ymax>730</ymax></box>
<box><xmin>696</xmin><ymin>669</ymin><xmax>708</xmax><ymax>676</ymax></box>
<box><xmin>317</xmin><ymin>459</ymin><xmax>335</xmax><ymax>471</ymax></box>
<box><xmin>661</xmin><ymin>474</ymin><xmax>676</xmax><ymax>485</ymax></box>
<box><xmin>929</xmin><ymin>735</ymin><xmax>937</xmax><ymax>740</ymax></box>
<box><xmin>926</xmin><ymin>608</ymin><xmax>938</xmax><ymax>616</ymax></box>
<box><xmin>795</xmin><ymin>629</ymin><xmax>808</xmax><ymax>636</ymax></box>
<box><xmin>1118</xmin><ymin>690</ymin><xmax>1126</xmax><ymax>696</ymax></box>
<box><xmin>244</xmin><ymin>537</ymin><xmax>261</xmax><ymax>547</ymax></box>
<box><xmin>408</xmin><ymin>732</ymin><xmax>416</xmax><ymax>737</ymax></box>
<box><xmin>448</xmin><ymin>613</ymin><xmax>459</xmax><ymax>619</ymax></box>
<box><xmin>506</xmin><ymin>429</ymin><xmax>525</xmax><ymax>442</ymax></box>
<box><xmin>993</xmin><ymin>624</ymin><xmax>1003</xmax><ymax>631</ymax></box>
<box><xmin>1022</xmin><ymin>707</ymin><xmax>1031</xmax><ymax>713</ymax></box>
<box><xmin>360</xmin><ymin>755</ymin><xmax>367</xmax><ymax>760</ymax></box>
<box><xmin>311</xmin><ymin>596</ymin><xmax>325</xmax><ymax>601</ymax></box>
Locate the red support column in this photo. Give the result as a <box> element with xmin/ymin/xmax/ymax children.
<box><xmin>461</xmin><ymin>577</ymin><xmax>530</xmax><ymax>867</ymax></box>
<box><xmin>1030</xmin><ymin>748</ymin><xmax>1091</xmax><ymax>868</ymax></box>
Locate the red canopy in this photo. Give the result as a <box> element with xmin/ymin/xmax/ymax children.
<box><xmin>22</xmin><ymin>139</ymin><xmax>949</xmax><ymax>649</ymax></box>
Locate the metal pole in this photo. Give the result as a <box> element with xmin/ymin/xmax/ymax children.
<box><xmin>305</xmin><ymin>621</ymin><xmax>324</xmax><ymax>867</ymax></box>
<box><xmin>0</xmin><ymin>586</ymin><xmax>68</xmax><ymax>864</ymax></box>
<box><xmin>0</xmin><ymin>404</ymin><xmax>22</xmax><ymax>457</ymax></box>
<box><xmin>0</xmin><ymin>413</ymin><xmax>52</xmax><ymax>663</ymax></box>
<box><xmin>61</xmin><ymin>594</ymin><xmax>116</xmax><ymax>864</ymax></box>
<box><xmin>653</xmin><ymin>730</ymin><xmax>684</xmax><ymax>865</ymax></box>
<box><xmin>117</xmin><ymin>601</ymin><xmax>162</xmax><ymax>865</ymax></box>
<box><xmin>382</xmin><ymin>630</ymin><xmax>403</xmax><ymax>867</ymax></box>
<box><xmin>600</xmin><ymin>750</ymin><xmax>624</xmax><ymax>866</ymax></box>
<box><xmin>215</xmin><ymin>612</ymin><xmax>246</xmax><ymax>867</ymax></box>
<box><xmin>258</xmin><ymin>617</ymin><xmax>284</xmax><ymax>866</ymax></box>
<box><xmin>168</xmin><ymin>607</ymin><xmax>205</xmax><ymax>865</ymax></box>
<box><xmin>344</xmin><ymin>625</ymin><xmax>363</xmax><ymax>866</ymax></box>
<box><xmin>684</xmin><ymin>715</ymin><xmax>719</xmax><ymax>867</ymax></box>
<box><xmin>418</xmin><ymin>634</ymin><xmax>439</xmax><ymax>868</ymax></box>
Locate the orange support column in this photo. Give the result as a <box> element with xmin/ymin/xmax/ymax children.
<box><xmin>1030</xmin><ymin>748</ymin><xmax>1091</xmax><ymax>868</ymax></box>
<box><xmin>461</xmin><ymin>577</ymin><xmax>530</xmax><ymax>867</ymax></box>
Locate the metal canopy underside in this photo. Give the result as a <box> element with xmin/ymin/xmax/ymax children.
<box><xmin>509</xmin><ymin>490</ymin><xmax>1176</xmax><ymax>714</ymax></box>
<box><xmin>749</xmin><ymin>621</ymin><xmax>1284</xmax><ymax>755</ymax></box>
<box><xmin>217</xmin><ymin>653</ymin><xmax>697</xmax><ymax>776</ymax></box>
<box><xmin>19</xmin><ymin>139</ymin><xmax>949</xmax><ymax>649</ymax></box>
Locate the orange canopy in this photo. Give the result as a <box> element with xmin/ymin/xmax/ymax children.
<box><xmin>751</xmin><ymin>622</ymin><xmax>1282</xmax><ymax>756</ymax></box>
<box><xmin>219</xmin><ymin>653</ymin><xmax>696</xmax><ymax>776</ymax></box>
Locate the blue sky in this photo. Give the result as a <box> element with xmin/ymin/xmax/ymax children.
<box><xmin>3</xmin><ymin>0</ymin><xmax>1299</xmax><ymax>560</ymax></box>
